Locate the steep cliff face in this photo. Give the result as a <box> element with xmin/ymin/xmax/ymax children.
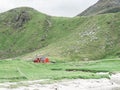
<box><xmin>77</xmin><ymin>0</ymin><xmax>120</xmax><ymax>16</ymax></box>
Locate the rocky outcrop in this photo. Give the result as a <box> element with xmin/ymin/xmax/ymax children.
<box><xmin>13</xmin><ymin>10</ymin><xmax>31</xmax><ymax>29</ymax></box>
<box><xmin>15</xmin><ymin>11</ymin><xmax>30</xmax><ymax>28</ymax></box>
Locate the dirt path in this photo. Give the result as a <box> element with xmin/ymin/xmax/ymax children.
<box><xmin>0</xmin><ymin>73</ymin><xmax>120</xmax><ymax>90</ymax></box>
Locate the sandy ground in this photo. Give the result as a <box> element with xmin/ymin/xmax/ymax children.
<box><xmin>0</xmin><ymin>73</ymin><xmax>120</xmax><ymax>90</ymax></box>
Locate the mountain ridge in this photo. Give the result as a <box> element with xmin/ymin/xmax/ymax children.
<box><xmin>78</xmin><ymin>0</ymin><xmax>120</xmax><ymax>16</ymax></box>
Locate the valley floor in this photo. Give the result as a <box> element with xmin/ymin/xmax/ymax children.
<box><xmin>0</xmin><ymin>58</ymin><xmax>120</xmax><ymax>90</ymax></box>
<box><xmin>0</xmin><ymin>73</ymin><xmax>120</xmax><ymax>90</ymax></box>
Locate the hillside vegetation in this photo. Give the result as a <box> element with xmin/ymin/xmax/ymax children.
<box><xmin>78</xmin><ymin>0</ymin><xmax>120</xmax><ymax>16</ymax></box>
<box><xmin>0</xmin><ymin>7</ymin><xmax>120</xmax><ymax>60</ymax></box>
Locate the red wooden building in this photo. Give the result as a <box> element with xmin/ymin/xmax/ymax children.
<box><xmin>33</xmin><ymin>57</ymin><xmax>50</xmax><ymax>63</ymax></box>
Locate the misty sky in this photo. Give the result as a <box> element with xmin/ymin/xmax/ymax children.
<box><xmin>0</xmin><ymin>0</ymin><xmax>98</xmax><ymax>17</ymax></box>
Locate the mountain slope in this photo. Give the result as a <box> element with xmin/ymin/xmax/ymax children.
<box><xmin>0</xmin><ymin>7</ymin><xmax>120</xmax><ymax>60</ymax></box>
<box><xmin>0</xmin><ymin>7</ymin><xmax>49</xmax><ymax>58</ymax></box>
<box><xmin>78</xmin><ymin>0</ymin><xmax>120</xmax><ymax>16</ymax></box>
<box><xmin>27</xmin><ymin>13</ymin><xmax>120</xmax><ymax>60</ymax></box>
<box><xmin>0</xmin><ymin>7</ymin><xmax>82</xmax><ymax>59</ymax></box>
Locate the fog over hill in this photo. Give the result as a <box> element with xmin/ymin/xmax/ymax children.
<box><xmin>0</xmin><ymin>0</ymin><xmax>98</xmax><ymax>17</ymax></box>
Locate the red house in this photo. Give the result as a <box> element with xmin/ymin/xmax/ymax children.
<box><xmin>33</xmin><ymin>58</ymin><xmax>40</xmax><ymax>63</ymax></box>
<box><xmin>33</xmin><ymin>57</ymin><xmax>50</xmax><ymax>63</ymax></box>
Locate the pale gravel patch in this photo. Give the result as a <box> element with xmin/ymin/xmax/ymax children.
<box><xmin>0</xmin><ymin>74</ymin><xmax>120</xmax><ymax>90</ymax></box>
<box><xmin>110</xmin><ymin>73</ymin><xmax>120</xmax><ymax>85</ymax></box>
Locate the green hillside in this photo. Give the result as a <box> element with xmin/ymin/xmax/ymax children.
<box><xmin>0</xmin><ymin>7</ymin><xmax>120</xmax><ymax>60</ymax></box>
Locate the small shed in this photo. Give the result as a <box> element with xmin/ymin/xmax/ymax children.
<box><xmin>33</xmin><ymin>56</ymin><xmax>50</xmax><ymax>63</ymax></box>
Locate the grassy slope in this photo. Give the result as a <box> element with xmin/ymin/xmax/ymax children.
<box><xmin>0</xmin><ymin>7</ymin><xmax>48</xmax><ymax>58</ymax></box>
<box><xmin>21</xmin><ymin>12</ymin><xmax>120</xmax><ymax>61</ymax></box>
<box><xmin>0</xmin><ymin>7</ymin><xmax>120</xmax><ymax>60</ymax></box>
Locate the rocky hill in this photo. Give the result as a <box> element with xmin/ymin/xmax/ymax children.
<box><xmin>0</xmin><ymin>7</ymin><xmax>120</xmax><ymax>60</ymax></box>
<box><xmin>78</xmin><ymin>0</ymin><xmax>120</xmax><ymax>16</ymax></box>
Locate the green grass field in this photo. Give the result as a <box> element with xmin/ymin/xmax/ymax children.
<box><xmin>0</xmin><ymin>58</ymin><xmax>120</xmax><ymax>82</ymax></box>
